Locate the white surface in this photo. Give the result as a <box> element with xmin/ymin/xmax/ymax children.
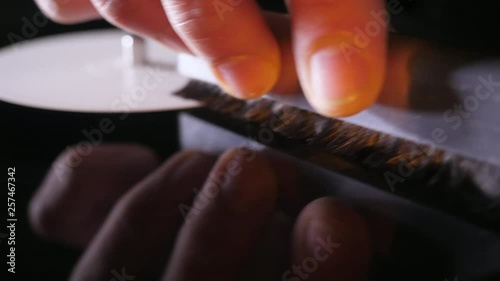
<box><xmin>179</xmin><ymin>51</ymin><xmax>500</xmax><ymax>167</ymax></box>
<box><xmin>0</xmin><ymin>30</ymin><xmax>200</xmax><ymax>113</ymax></box>
<box><xmin>178</xmin><ymin>53</ymin><xmax>219</xmax><ymax>85</ymax></box>
<box><xmin>179</xmin><ymin>112</ymin><xmax>500</xmax><ymax>281</ymax></box>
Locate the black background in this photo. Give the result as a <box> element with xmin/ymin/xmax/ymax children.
<box><xmin>1</xmin><ymin>0</ymin><xmax>500</xmax><ymax>280</ymax></box>
<box><xmin>0</xmin><ymin>1</ymin><xmax>181</xmax><ymax>280</ymax></box>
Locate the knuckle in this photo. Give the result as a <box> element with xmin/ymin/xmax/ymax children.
<box><xmin>165</xmin><ymin>1</ymin><xmax>224</xmax><ymax>35</ymax></box>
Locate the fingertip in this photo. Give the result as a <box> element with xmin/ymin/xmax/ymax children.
<box><xmin>307</xmin><ymin>88</ymin><xmax>379</xmax><ymax>118</ymax></box>
<box><xmin>163</xmin><ymin>0</ymin><xmax>281</xmax><ymax>100</ymax></box>
<box><xmin>163</xmin><ymin>148</ymin><xmax>279</xmax><ymax>281</ymax></box>
<box><xmin>295</xmin><ymin>198</ymin><xmax>372</xmax><ymax>255</ymax></box>
<box><xmin>28</xmin><ymin>144</ymin><xmax>161</xmax><ymax>247</ymax></box>
<box><xmin>36</xmin><ymin>0</ymin><xmax>100</xmax><ymax>24</ymax></box>
<box><xmin>213</xmin><ymin>148</ymin><xmax>278</xmax><ymax>210</ymax></box>
<box><xmin>290</xmin><ymin>0</ymin><xmax>388</xmax><ymax>117</ymax></box>
<box><xmin>292</xmin><ymin>198</ymin><xmax>372</xmax><ymax>281</ymax></box>
<box><xmin>69</xmin><ymin>150</ymin><xmax>215</xmax><ymax>281</ymax></box>
<box><xmin>212</xmin><ymin>55</ymin><xmax>280</xmax><ymax>99</ymax></box>
<box><xmin>304</xmin><ymin>40</ymin><xmax>385</xmax><ymax>117</ymax></box>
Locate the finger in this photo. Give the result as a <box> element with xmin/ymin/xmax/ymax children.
<box><xmin>240</xmin><ymin>211</ymin><xmax>293</xmax><ymax>281</ymax></box>
<box><xmin>261</xmin><ymin>149</ymin><xmax>308</xmax><ymax>216</ymax></box>
<box><xmin>163</xmin><ymin>148</ymin><xmax>278</xmax><ymax>281</ymax></box>
<box><xmin>29</xmin><ymin>144</ymin><xmax>160</xmax><ymax>247</ymax></box>
<box><xmin>89</xmin><ymin>0</ymin><xmax>189</xmax><ymax>51</ymax></box>
<box><xmin>35</xmin><ymin>0</ymin><xmax>101</xmax><ymax>24</ymax></box>
<box><xmin>290</xmin><ymin>0</ymin><xmax>388</xmax><ymax>117</ymax></box>
<box><xmin>290</xmin><ymin>198</ymin><xmax>373</xmax><ymax>281</ymax></box>
<box><xmin>265</xmin><ymin>12</ymin><xmax>300</xmax><ymax>95</ymax></box>
<box><xmin>70</xmin><ymin>151</ymin><xmax>215</xmax><ymax>281</ymax></box>
<box><xmin>163</xmin><ymin>0</ymin><xmax>281</xmax><ymax>99</ymax></box>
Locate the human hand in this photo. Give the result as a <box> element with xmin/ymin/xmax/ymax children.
<box><xmin>35</xmin><ymin>0</ymin><xmax>389</xmax><ymax>117</ymax></box>
<box><xmin>29</xmin><ymin>144</ymin><xmax>382</xmax><ymax>281</ymax></box>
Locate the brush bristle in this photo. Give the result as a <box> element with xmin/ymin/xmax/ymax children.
<box><xmin>175</xmin><ymin>80</ymin><xmax>500</xmax><ymax>230</ymax></box>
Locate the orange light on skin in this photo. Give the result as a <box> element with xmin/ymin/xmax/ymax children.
<box><xmin>267</xmin><ymin>12</ymin><xmax>301</xmax><ymax>96</ymax></box>
<box><xmin>270</xmin><ymin>29</ymin><xmax>301</xmax><ymax>95</ymax></box>
<box><xmin>267</xmin><ymin>36</ymin><xmax>423</xmax><ymax>106</ymax></box>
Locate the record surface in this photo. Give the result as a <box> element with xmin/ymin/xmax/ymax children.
<box><xmin>0</xmin><ymin>30</ymin><xmax>199</xmax><ymax>113</ymax></box>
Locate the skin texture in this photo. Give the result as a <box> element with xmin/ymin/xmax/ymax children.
<box><xmin>29</xmin><ymin>144</ymin><xmax>161</xmax><ymax>247</ymax></box>
<box><xmin>292</xmin><ymin>198</ymin><xmax>372</xmax><ymax>281</ymax></box>
<box><xmin>29</xmin><ymin>144</ymin><xmax>393</xmax><ymax>281</ymax></box>
<box><xmin>289</xmin><ymin>0</ymin><xmax>387</xmax><ymax>116</ymax></box>
<box><xmin>69</xmin><ymin>151</ymin><xmax>216</xmax><ymax>281</ymax></box>
<box><xmin>34</xmin><ymin>0</ymin><xmax>388</xmax><ymax>117</ymax></box>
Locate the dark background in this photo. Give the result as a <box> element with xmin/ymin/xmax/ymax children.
<box><xmin>0</xmin><ymin>1</ymin><xmax>182</xmax><ymax>280</ymax></box>
<box><xmin>1</xmin><ymin>0</ymin><xmax>500</xmax><ymax>280</ymax></box>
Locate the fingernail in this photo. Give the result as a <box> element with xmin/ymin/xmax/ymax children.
<box><xmin>212</xmin><ymin>55</ymin><xmax>278</xmax><ymax>99</ymax></box>
<box><xmin>308</xmin><ymin>45</ymin><xmax>373</xmax><ymax>117</ymax></box>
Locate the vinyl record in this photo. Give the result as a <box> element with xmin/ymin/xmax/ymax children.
<box><xmin>0</xmin><ymin>30</ymin><xmax>199</xmax><ymax>113</ymax></box>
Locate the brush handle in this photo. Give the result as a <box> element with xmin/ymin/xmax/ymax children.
<box><xmin>179</xmin><ymin>111</ymin><xmax>500</xmax><ymax>280</ymax></box>
<box><xmin>175</xmin><ymin>79</ymin><xmax>500</xmax><ymax>235</ymax></box>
